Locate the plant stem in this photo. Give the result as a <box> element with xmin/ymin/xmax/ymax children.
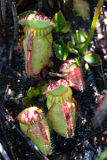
<box><xmin>79</xmin><ymin>0</ymin><xmax>104</xmax><ymax>53</ymax></box>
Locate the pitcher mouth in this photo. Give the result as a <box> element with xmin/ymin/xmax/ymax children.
<box><xmin>18</xmin><ymin>11</ymin><xmax>55</xmax><ymax>32</ymax></box>
<box><xmin>24</xmin><ymin>26</ymin><xmax>54</xmax><ymax>37</ymax></box>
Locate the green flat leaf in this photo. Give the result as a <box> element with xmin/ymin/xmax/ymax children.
<box><xmin>61</xmin><ymin>21</ymin><xmax>71</xmax><ymax>33</ymax></box>
<box><xmin>67</xmin><ymin>41</ymin><xmax>78</xmax><ymax>54</ymax></box>
<box><xmin>69</xmin><ymin>32</ymin><xmax>76</xmax><ymax>46</ymax></box>
<box><xmin>75</xmin><ymin>30</ymin><xmax>87</xmax><ymax>50</ymax></box>
<box><xmin>39</xmin><ymin>83</ymin><xmax>49</xmax><ymax>93</ymax></box>
<box><xmin>22</xmin><ymin>97</ymin><xmax>33</xmax><ymax>107</ymax></box>
<box><xmin>53</xmin><ymin>11</ymin><xmax>66</xmax><ymax>32</ymax></box>
<box><xmin>27</xmin><ymin>87</ymin><xmax>41</xmax><ymax>98</ymax></box>
<box><xmin>76</xmin><ymin>43</ymin><xmax>85</xmax><ymax>50</ymax></box>
<box><xmin>67</xmin><ymin>41</ymin><xmax>73</xmax><ymax>48</ymax></box>
<box><xmin>75</xmin><ymin>57</ymin><xmax>80</xmax><ymax>66</ymax></box>
<box><xmin>83</xmin><ymin>53</ymin><xmax>101</xmax><ymax>66</ymax></box>
<box><xmin>54</xmin><ymin>42</ymin><xmax>68</xmax><ymax>60</ymax></box>
<box><xmin>97</xmin><ymin>149</ymin><xmax>107</xmax><ymax>160</ymax></box>
<box><xmin>76</xmin><ymin>30</ymin><xmax>87</xmax><ymax>44</ymax></box>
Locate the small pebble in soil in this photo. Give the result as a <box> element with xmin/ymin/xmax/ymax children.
<box><xmin>83</xmin><ymin>151</ymin><xmax>94</xmax><ymax>160</ymax></box>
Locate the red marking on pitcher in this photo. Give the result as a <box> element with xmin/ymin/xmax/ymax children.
<box><xmin>63</xmin><ymin>100</ymin><xmax>72</xmax><ymax>137</ymax></box>
<box><xmin>37</xmin><ymin>120</ymin><xmax>50</xmax><ymax>152</ymax></box>
<box><xmin>27</xmin><ymin>31</ymin><xmax>34</xmax><ymax>75</ymax></box>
